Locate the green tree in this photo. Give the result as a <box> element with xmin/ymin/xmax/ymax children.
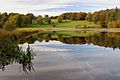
<box><xmin>3</xmin><ymin>21</ymin><xmax>16</xmax><ymax>30</ymax></box>
<box><xmin>25</xmin><ymin>13</ymin><xmax>34</xmax><ymax>24</ymax></box>
<box><xmin>47</xmin><ymin>18</ymin><xmax>51</xmax><ymax>24</ymax></box>
<box><xmin>86</xmin><ymin>12</ymin><xmax>92</xmax><ymax>22</ymax></box>
<box><xmin>57</xmin><ymin>16</ymin><xmax>63</xmax><ymax>23</ymax></box>
<box><xmin>0</xmin><ymin>12</ymin><xmax>8</xmax><ymax>28</ymax></box>
<box><xmin>7</xmin><ymin>14</ymin><xmax>22</xmax><ymax>27</ymax></box>
<box><xmin>44</xmin><ymin>15</ymin><xmax>51</xmax><ymax>24</ymax></box>
<box><xmin>36</xmin><ymin>15</ymin><xmax>44</xmax><ymax>25</ymax></box>
<box><xmin>100</xmin><ymin>21</ymin><xmax>107</xmax><ymax>28</ymax></box>
<box><xmin>1</xmin><ymin>12</ymin><xmax>8</xmax><ymax>22</ymax></box>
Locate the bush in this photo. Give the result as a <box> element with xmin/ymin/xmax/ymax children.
<box><xmin>53</xmin><ymin>24</ymin><xmax>55</xmax><ymax>27</ymax></box>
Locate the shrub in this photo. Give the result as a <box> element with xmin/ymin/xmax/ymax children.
<box><xmin>53</xmin><ymin>24</ymin><xmax>55</xmax><ymax>27</ymax></box>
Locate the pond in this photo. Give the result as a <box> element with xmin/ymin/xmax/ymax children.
<box><xmin>0</xmin><ymin>30</ymin><xmax>120</xmax><ymax>80</ymax></box>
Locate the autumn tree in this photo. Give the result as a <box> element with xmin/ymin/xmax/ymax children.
<box><xmin>59</xmin><ymin>12</ymin><xmax>87</xmax><ymax>21</ymax></box>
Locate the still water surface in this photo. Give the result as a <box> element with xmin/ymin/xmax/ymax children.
<box><xmin>0</xmin><ymin>31</ymin><xmax>120</xmax><ymax>80</ymax></box>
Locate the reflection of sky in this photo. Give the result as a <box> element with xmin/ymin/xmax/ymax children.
<box><xmin>0</xmin><ymin>0</ymin><xmax>119</xmax><ymax>16</ymax></box>
<box><xmin>21</xmin><ymin>40</ymin><xmax>119</xmax><ymax>52</ymax></box>
<box><xmin>1</xmin><ymin>40</ymin><xmax>120</xmax><ymax>80</ymax></box>
<box><xmin>16</xmin><ymin>40</ymin><xmax>120</xmax><ymax>80</ymax></box>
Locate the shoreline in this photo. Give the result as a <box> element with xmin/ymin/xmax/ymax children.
<box><xmin>16</xmin><ymin>28</ymin><xmax>120</xmax><ymax>32</ymax></box>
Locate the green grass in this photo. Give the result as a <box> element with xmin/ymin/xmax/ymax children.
<box><xmin>23</xmin><ymin>19</ymin><xmax>97</xmax><ymax>28</ymax></box>
<box><xmin>5</xmin><ymin>19</ymin><xmax>120</xmax><ymax>32</ymax></box>
<box><xmin>17</xmin><ymin>19</ymin><xmax>99</xmax><ymax>31</ymax></box>
<box><xmin>17</xmin><ymin>19</ymin><xmax>120</xmax><ymax>32</ymax></box>
<box><xmin>55</xmin><ymin>20</ymin><xmax>97</xmax><ymax>28</ymax></box>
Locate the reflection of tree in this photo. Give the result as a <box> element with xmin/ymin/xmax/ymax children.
<box><xmin>87</xmin><ymin>32</ymin><xmax>120</xmax><ymax>50</ymax></box>
<box><xmin>58</xmin><ymin>36</ymin><xmax>86</xmax><ymax>44</ymax></box>
<box><xmin>44</xmin><ymin>34</ymin><xmax>52</xmax><ymax>42</ymax></box>
<box><xmin>19</xmin><ymin>31</ymin><xmax>120</xmax><ymax>50</ymax></box>
<box><xmin>1</xmin><ymin>31</ymin><xmax>120</xmax><ymax>73</ymax></box>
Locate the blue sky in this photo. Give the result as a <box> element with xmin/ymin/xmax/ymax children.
<box><xmin>0</xmin><ymin>0</ymin><xmax>118</xmax><ymax>16</ymax></box>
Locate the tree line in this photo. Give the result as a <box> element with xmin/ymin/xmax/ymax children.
<box><xmin>85</xmin><ymin>7</ymin><xmax>120</xmax><ymax>28</ymax></box>
<box><xmin>0</xmin><ymin>12</ymin><xmax>51</xmax><ymax>30</ymax></box>
<box><xmin>57</xmin><ymin>12</ymin><xmax>87</xmax><ymax>22</ymax></box>
<box><xmin>57</xmin><ymin>7</ymin><xmax>120</xmax><ymax>28</ymax></box>
<box><xmin>1</xmin><ymin>7</ymin><xmax>120</xmax><ymax>30</ymax></box>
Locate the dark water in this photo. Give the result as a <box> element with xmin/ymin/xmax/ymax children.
<box><xmin>1</xmin><ymin>31</ymin><xmax>120</xmax><ymax>80</ymax></box>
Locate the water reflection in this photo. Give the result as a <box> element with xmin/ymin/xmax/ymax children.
<box><xmin>19</xmin><ymin>31</ymin><xmax>120</xmax><ymax>50</ymax></box>
<box><xmin>1</xmin><ymin>30</ymin><xmax>120</xmax><ymax>80</ymax></box>
<box><xmin>0</xmin><ymin>31</ymin><xmax>35</xmax><ymax>73</ymax></box>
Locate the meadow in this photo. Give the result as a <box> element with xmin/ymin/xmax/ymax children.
<box><xmin>17</xmin><ymin>19</ymin><xmax>99</xmax><ymax>31</ymax></box>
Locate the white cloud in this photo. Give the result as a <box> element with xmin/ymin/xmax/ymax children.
<box><xmin>0</xmin><ymin>0</ymin><xmax>119</xmax><ymax>16</ymax></box>
<box><xmin>15</xmin><ymin>0</ymin><xmax>79</xmax><ymax>5</ymax></box>
<box><xmin>0</xmin><ymin>0</ymin><xmax>76</xmax><ymax>15</ymax></box>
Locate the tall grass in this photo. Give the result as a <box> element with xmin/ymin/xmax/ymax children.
<box><xmin>0</xmin><ymin>30</ymin><xmax>34</xmax><ymax>74</ymax></box>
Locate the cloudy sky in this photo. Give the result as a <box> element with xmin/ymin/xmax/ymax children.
<box><xmin>0</xmin><ymin>0</ymin><xmax>118</xmax><ymax>16</ymax></box>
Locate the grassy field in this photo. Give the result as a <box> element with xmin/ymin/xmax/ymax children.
<box><xmin>17</xmin><ymin>19</ymin><xmax>99</xmax><ymax>31</ymax></box>
<box><xmin>16</xmin><ymin>19</ymin><xmax>120</xmax><ymax>32</ymax></box>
